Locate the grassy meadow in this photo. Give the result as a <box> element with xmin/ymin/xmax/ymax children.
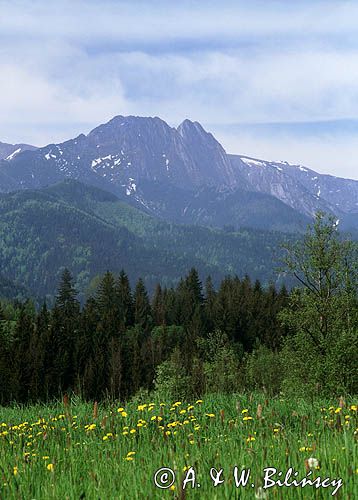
<box><xmin>0</xmin><ymin>394</ymin><xmax>356</xmax><ymax>499</ymax></box>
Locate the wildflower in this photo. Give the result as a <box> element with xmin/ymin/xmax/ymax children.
<box><xmin>307</xmin><ymin>457</ymin><xmax>320</xmax><ymax>469</ymax></box>
<box><xmin>13</xmin><ymin>466</ymin><xmax>18</xmax><ymax>476</ymax></box>
<box><xmin>129</xmin><ymin>429</ymin><xmax>136</xmax><ymax>434</ymax></box>
<box><xmin>170</xmin><ymin>485</ymin><xmax>176</xmax><ymax>491</ymax></box>
<box><xmin>241</xmin><ymin>409</ymin><xmax>249</xmax><ymax>414</ymax></box>
<box><xmin>117</xmin><ymin>407</ymin><xmax>124</xmax><ymax>413</ymax></box>
<box><xmin>42</xmin><ymin>456</ymin><xmax>49</xmax><ymax>460</ymax></box>
<box><xmin>246</xmin><ymin>436</ymin><xmax>255</xmax><ymax>443</ymax></box>
<box><xmin>205</xmin><ymin>413</ymin><xmax>215</xmax><ymax>418</ymax></box>
<box><xmin>243</xmin><ymin>416</ymin><xmax>253</xmax><ymax>421</ymax></box>
<box><xmin>195</xmin><ymin>400</ymin><xmax>203</xmax><ymax>404</ymax></box>
<box><xmin>46</xmin><ymin>463</ymin><xmax>54</xmax><ymax>471</ymax></box>
<box><xmin>120</xmin><ymin>411</ymin><xmax>127</xmax><ymax>418</ymax></box>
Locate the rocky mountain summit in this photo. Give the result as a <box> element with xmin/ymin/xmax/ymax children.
<box><xmin>0</xmin><ymin>115</ymin><xmax>357</xmax><ymax>232</ymax></box>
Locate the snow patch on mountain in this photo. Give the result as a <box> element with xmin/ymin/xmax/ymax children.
<box><xmin>241</xmin><ymin>157</ymin><xmax>265</xmax><ymax>168</ymax></box>
<box><xmin>5</xmin><ymin>148</ymin><xmax>22</xmax><ymax>160</ymax></box>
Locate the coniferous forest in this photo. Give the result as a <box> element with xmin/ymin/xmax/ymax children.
<box><xmin>1</xmin><ymin>214</ymin><xmax>357</xmax><ymax>405</ymax></box>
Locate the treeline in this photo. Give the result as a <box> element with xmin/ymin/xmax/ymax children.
<box><xmin>0</xmin><ymin>269</ymin><xmax>289</xmax><ymax>404</ymax></box>
<box><xmin>1</xmin><ymin>213</ymin><xmax>357</xmax><ymax>404</ymax></box>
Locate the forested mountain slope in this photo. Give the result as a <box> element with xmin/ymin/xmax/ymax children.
<box><xmin>0</xmin><ymin>180</ymin><xmax>292</xmax><ymax>300</ymax></box>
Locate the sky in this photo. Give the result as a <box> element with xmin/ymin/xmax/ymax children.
<box><xmin>1</xmin><ymin>0</ymin><xmax>358</xmax><ymax>179</ymax></box>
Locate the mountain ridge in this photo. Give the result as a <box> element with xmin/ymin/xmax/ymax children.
<box><xmin>0</xmin><ymin>179</ymin><xmax>292</xmax><ymax>299</ymax></box>
<box><xmin>0</xmin><ymin>115</ymin><xmax>357</xmax><ymax>232</ymax></box>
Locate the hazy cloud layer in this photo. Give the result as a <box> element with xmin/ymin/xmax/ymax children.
<box><xmin>1</xmin><ymin>0</ymin><xmax>357</xmax><ymax>178</ymax></box>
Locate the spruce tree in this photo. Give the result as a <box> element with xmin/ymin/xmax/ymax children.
<box><xmin>116</xmin><ymin>270</ymin><xmax>134</xmax><ymax>331</ymax></box>
<box><xmin>134</xmin><ymin>278</ymin><xmax>152</xmax><ymax>331</ymax></box>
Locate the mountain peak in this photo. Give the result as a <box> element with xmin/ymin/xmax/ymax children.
<box><xmin>177</xmin><ymin>119</ymin><xmax>207</xmax><ymax>137</ymax></box>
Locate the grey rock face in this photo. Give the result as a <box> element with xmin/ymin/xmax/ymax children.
<box><xmin>0</xmin><ymin>115</ymin><xmax>357</xmax><ymax>232</ymax></box>
<box><xmin>229</xmin><ymin>155</ymin><xmax>358</xmax><ymax>221</ymax></box>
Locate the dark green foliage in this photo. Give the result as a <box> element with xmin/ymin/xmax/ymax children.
<box><xmin>0</xmin><ymin>268</ymin><xmax>293</xmax><ymax>404</ymax></box>
<box><xmin>0</xmin><ymin>180</ymin><xmax>294</xmax><ymax>301</ymax></box>
<box><xmin>0</xmin><ymin>213</ymin><xmax>356</xmax><ymax>403</ymax></box>
<box><xmin>134</xmin><ymin>279</ymin><xmax>152</xmax><ymax>332</ymax></box>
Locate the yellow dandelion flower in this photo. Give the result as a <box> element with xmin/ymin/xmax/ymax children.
<box><xmin>46</xmin><ymin>463</ymin><xmax>54</xmax><ymax>471</ymax></box>
<box><xmin>195</xmin><ymin>400</ymin><xmax>203</xmax><ymax>404</ymax></box>
<box><xmin>205</xmin><ymin>413</ymin><xmax>215</xmax><ymax>418</ymax></box>
<box><xmin>13</xmin><ymin>466</ymin><xmax>18</xmax><ymax>476</ymax></box>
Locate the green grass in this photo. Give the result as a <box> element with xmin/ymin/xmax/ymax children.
<box><xmin>0</xmin><ymin>394</ymin><xmax>356</xmax><ymax>499</ymax></box>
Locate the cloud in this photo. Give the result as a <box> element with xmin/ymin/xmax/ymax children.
<box><xmin>0</xmin><ymin>0</ymin><xmax>357</xmax><ymax>178</ymax></box>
